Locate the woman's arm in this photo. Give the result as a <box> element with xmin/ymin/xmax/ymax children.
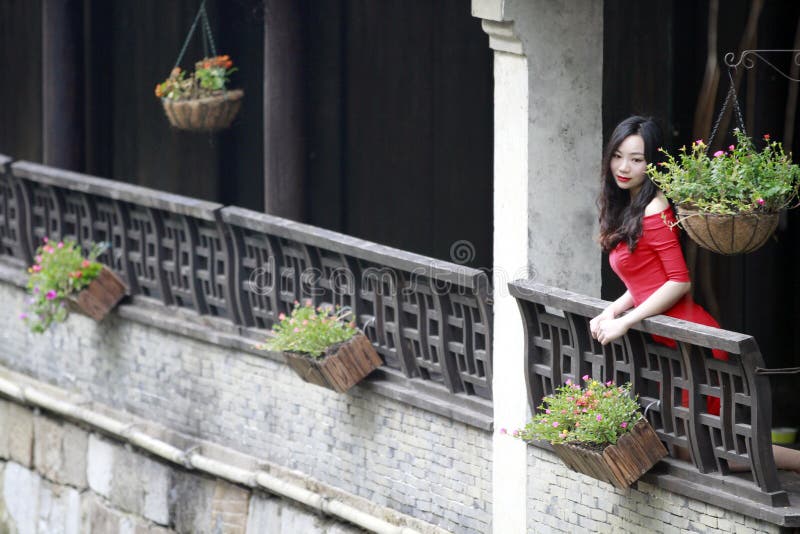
<box><xmin>589</xmin><ymin>291</ymin><xmax>634</xmax><ymax>339</ymax></box>
<box><xmin>595</xmin><ymin>280</ymin><xmax>690</xmax><ymax>345</ymax></box>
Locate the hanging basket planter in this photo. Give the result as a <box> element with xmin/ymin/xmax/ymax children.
<box><xmin>155</xmin><ymin>1</ymin><xmax>242</xmax><ymax>133</ymax></box>
<box><xmin>675</xmin><ymin>205</ymin><xmax>779</xmax><ymax>255</ymax></box>
<box><xmin>647</xmin><ymin>70</ymin><xmax>800</xmax><ymax>255</ymax></box>
<box><xmin>161</xmin><ymin>89</ymin><xmax>244</xmax><ymax>132</ymax></box>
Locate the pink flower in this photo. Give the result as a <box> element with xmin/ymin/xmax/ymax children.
<box><xmin>499</xmin><ymin>428</ymin><xmax>507</xmax><ymax>435</ymax></box>
<box><xmin>304</xmin><ymin>298</ymin><xmax>312</xmax><ymax>306</ymax></box>
<box><xmin>596</xmin><ymin>414</ymin><xmax>603</xmax><ymax>421</ymax></box>
<box><xmin>57</xmin><ymin>242</ymin><xmax>64</xmax><ymax>249</ymax></box>
<box><xmin>35</xmin><ymin>255</ymin><xmax>42</xmax><ymax>263</ymax></box>
<box><xmin>605</xmin><ymin>380</ymin><xmax>612</xmax><ymax>386</ymax></box>
<box><xmin>565</xmin><ymin>379</ymin><xmax>572</xmax><ymax>385</ymax></box>
<box><xmin>552</xmin><ymin>421</ymin><xmax>559</xmax><ymax>428</ymax></box>
<box><xmin>43</xmin><ymin>236</ymin><xmax>49</xmax><ymax>243</ymax></box>
<box><xmin>81</xmin><ymin>259</ymin><xmax>91</xmax><ymax>268</ymax></box>
<box><xmin>621</xmin><ymin>422</ymin><xmax>628</xmax><ymax>429</ymax></box>
<box><xmin>728</xmin><ymin>145</ymin><xmax>735</xmax><ymax>151</ymax></box>
<box><xmin>278</xmin><ymin>312</ymin><xmax>286</xmax><ymax>321</ymax></box>
<box><xmin>512</xmin><ymin>430</ymin><xmax>520</xmax><ymax>437</ymax></box>
<box><xmin>694</xmin><ymin>139</ymin><xmax>703</xmax><ymax>145</ymax></box>
<box><xmin>302</xmin><ymin>320</ymin><xmax>308</xmax><ymax>326</ymax></box>
<box><xmin>32</xmin><ymin>265</ymin><xmax>41</xmax><ymax>272</ymax></box>
<box><xmin>293</xmin><ymin>327</ymin><xmax>300</xmax><ymax>333</ymax></box>
<box><xmin>545</xmin><ymin>409</ymin><xmax>551</xmax><ymax>414</ymax></box>
<box><xmin>757</xmin><ymin>198</ymin><xmax>765</xmax><ymax>206</ymax></box>
<box><xmin>582</xmin><ymin>374</ymin><xmax>589</xmax><ymax>381</ymax></box>
<box><xmin>19</xmin><ymin>313</ymin><xmax>28</xmax><ymax>320</ymax></box>
<box><xmin>713</xmin><ymin>150</ymin><xmax>725</xmax><ymax>158</ymax></box>
<box><xmin>582</xmin><ymin>408</ymin><xmax>588</xmax><ymax>413</ymax></box>
<box><xmin>45</xmin><ymin>290</ymin><xmax>57</xmax><ymax>300</ymax></box>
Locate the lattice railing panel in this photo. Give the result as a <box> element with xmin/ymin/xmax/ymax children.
<box><xmin>510</xmin><ymin>279</ymin><xmax>787</xmax><ymax>507</ymax></box>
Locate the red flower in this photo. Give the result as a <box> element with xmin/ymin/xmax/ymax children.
<box><xmin>764</xmin><ymin>133</ymin><xmax>771</xmax><ymax>141</ymax></box>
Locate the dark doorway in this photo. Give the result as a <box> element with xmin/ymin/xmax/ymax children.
<box><xmin>603</xmin><ymin>0</ymin><xmax>800</xmax><ymax>426</ymax></box>
<box><xmin>0</xmin><ymin>0</ymin><xmax>265</xmax><ymax>211</ymax></box>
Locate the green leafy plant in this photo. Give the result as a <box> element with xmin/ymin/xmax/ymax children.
<box><xmin>21</xmin><ymin>238</ymin><xmax>108</xmax><ymax>333</ymax></box>
<box><xmin>510</xmin><ymin>377</ymin><xmax>643</xmax><ymax>446</ymax></box>
<box><xmin>259</xmin><ymin>301</ymin><xmax>359</xmax><ymax>359</ymax></box>
<box><xmin>155</xmin><ymin>55</ymin><xmax>237</xmax><ymax>101</ymax></box>
<box><xmin>647</xmin><ymin>130</ymin><xmax>800</xmax><ymax>215</ymax></box>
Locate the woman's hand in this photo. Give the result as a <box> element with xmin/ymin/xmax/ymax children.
<box><xmin>590</xmin><ymin>308</ymin><xmax>616</xmax><ymax>340</ymax></box>
<box><xmin>595</xmin><ymin>317</ymin><xmax>631</xmax><ymax>345</ymax></box>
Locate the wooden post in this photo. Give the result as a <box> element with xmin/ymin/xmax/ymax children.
<box><xmin>263</xmin><ymin>0</ymin><xmax>305</xmax><ymax>220</ymax></box>
<box><xmin>42</xmin><ymin>0</ymin><xmax>85</xmax><ymax>171</ymax></box>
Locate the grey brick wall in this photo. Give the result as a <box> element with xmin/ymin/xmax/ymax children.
<box><xmin>0</xmin><ymin>398</ymin><xmax>366</xmax><ymax>533</ymax></box>
<box><xmin>526</xmin><ymin>446</ymin><xmax>782</xmax><ymax>534</ymax></box>
<box><xmin>0</xmin><ymin>281</ymin><xmax>492</xmax><ymax>533</ymax></box>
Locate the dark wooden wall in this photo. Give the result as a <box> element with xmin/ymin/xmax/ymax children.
<box><xmin>603</xmin><ymin>0</ymin><xmax>800</xmax><ymax>426</ymax></box>
<box><xmin>0</xmin><ymin>1</ymin><xmax>43</xmax><ymax>162</ymax></box>
<box><xmin>303</xmin><ymin>0</ymin><xmax>494</xmax><ymax>270</ymax></box>
<box><xmin>0</xmin><ymin>0</ymin><xmax>264</xmax><ymax>210</ymax></box>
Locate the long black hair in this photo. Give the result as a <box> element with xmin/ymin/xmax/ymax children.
<box><xmin>598</xmin><ymin>116</ymin><xmax>664</xmax><ymax>252</ymax></box>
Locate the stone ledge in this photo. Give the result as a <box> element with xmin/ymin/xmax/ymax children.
<box><xmin>0</xmin><ymin>366</ymin><xmax>450</xmax><ymax>534</ymax></box>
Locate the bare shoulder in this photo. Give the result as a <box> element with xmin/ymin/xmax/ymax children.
<box><xmin>644</xmin><ymin>194</ymin><xmax>669</xmax><ymax>216</ymax></box>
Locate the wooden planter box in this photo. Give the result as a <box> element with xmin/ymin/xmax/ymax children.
<box><xmin>69</xmin><ymin>266</ymin><xmax>128</xmax><ymax>321</ymax></box>
<box><xmin>283</xmin><ymin>333</ymin><xmax>382</xmax><ymax>393</ymax></box>
<box><xmin>550</xmin><ymin>419</ymin><xmax>667</xmax><ymax>489</ymax></box>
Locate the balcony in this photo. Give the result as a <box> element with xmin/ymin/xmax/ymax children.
<box><xmin>0</xmin><ymin>155</ymin><xmax>492</xmax><ymax>429</ymax></box>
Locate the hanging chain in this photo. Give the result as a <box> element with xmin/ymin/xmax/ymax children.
<box><xmin>706</xmin><ymin>69</ymin><xmax>748</xmax><ymax>152</ymax></box>
<box><xmin>172</xmin><ymin>0</ymin><xmax>220</xmax><ymax>70</ymax></box>
<box><xmin>200</xmin><ymin>4</ymin><xmax>218</xmax><ymax>58</ymax></box>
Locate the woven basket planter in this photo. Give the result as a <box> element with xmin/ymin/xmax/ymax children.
<box><xmin>161</xmin><ymin>89</ymin><xmax>244</xmax><ymax>132</ymax></box>
<box><xmin>68</xmin><ymin>266</ymin><xmax>128</xmax><ymax>321</ymax></box>
<box><xmin>283</xmin><ymin>333</ymin><xmax>382</xmax><ymax>393</ymax></box>
<box><xmin>550</xmin><ymin>419</ymin><xmax>667</xmax><ymax>489</ymax></box>
<box><xmin>675</xmin><ymin>205</ymin><xmax>779</xmax><ymax>255</ymax></box>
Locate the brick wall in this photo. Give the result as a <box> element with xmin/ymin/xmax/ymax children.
<box><xmin>526</xmin><ymin>446</ymin><xmax>782</xmax><ymax>534</ymax></box>
<box><xmin>0</xmin><ymin>281</ymin><xmax>492</xmax><ymax>533</ymax></box>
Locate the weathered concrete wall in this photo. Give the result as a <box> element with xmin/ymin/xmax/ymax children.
<box><xmin>475</xmin><ymin>1</ymin><xmax>603</xmax><ymax>531</ymax></box>
<box><xmin>0</xmin><ymin>398</ymin><xmax>364</xmax><ymax>534</ymax></box>
<box><xmin>505</xmin><ymin>0</ymin><xmax>604</xmax><ymax>297</ymax></box>
<box><xmin>525</xmin><ymin>446</ymin><xmax>781</xmax><ymax>534</ymax></box>
<box><xmin>0</xmin><ymin>280</ymin><xmax>492</xmax><ymax>533</ymax></box>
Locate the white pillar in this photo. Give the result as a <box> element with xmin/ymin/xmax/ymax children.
<box><xmin>472</xmin><ymin>1</ymin><xmax>603</xmax><ymax>532</ymax></box>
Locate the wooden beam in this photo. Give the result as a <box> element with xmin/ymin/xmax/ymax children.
<box><xmin>42</xmin><ymin>0</ymin><xmax>85</xmax><ymax>171</ymax></box>
<box><xmin>263</xmin><ymin>0</ymin><xmax>305</xmax><ymax>220</ymax></box>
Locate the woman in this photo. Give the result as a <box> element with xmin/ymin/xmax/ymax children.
<box><xmin>590</xmin><ymin>115</ymin><xmax>800</xmax><ymax>471</ymax></box>
<box><xmin>589</xmin><ymin>115</ymin><xmax>723</xmax><ymax>352</ymax></box>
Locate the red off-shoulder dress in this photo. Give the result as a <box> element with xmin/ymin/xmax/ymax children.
<box><xmin>609</xmin><ymin>206</ymin><xmax>727</xmax><ymax>415</ymax></box>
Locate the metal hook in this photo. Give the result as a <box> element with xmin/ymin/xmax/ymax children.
<box><xmin>643</xmin><ymin>399</ymin><xmax>661</xmax><ymax>419</ymax></box>
<box><xmin>723</xmin><ymin>50</ymin><xmax>800</xmax><ymax>83</ymax></box>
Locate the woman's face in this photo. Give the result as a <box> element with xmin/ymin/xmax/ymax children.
<box><xmin>609</xmin><ymin>134</ymin><xmax>647</xmax><ymax>197</ymax></box>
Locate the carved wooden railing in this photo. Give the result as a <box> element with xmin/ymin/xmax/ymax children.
<box><xmin>0</xmin><ymin>158</ymin><xmax>492</xmax><ymax>403</ymax></box>
<box><xmin>508</xmin><ymin>279</ymin><xmax>787</xmax><ymax>507</ymax></box>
